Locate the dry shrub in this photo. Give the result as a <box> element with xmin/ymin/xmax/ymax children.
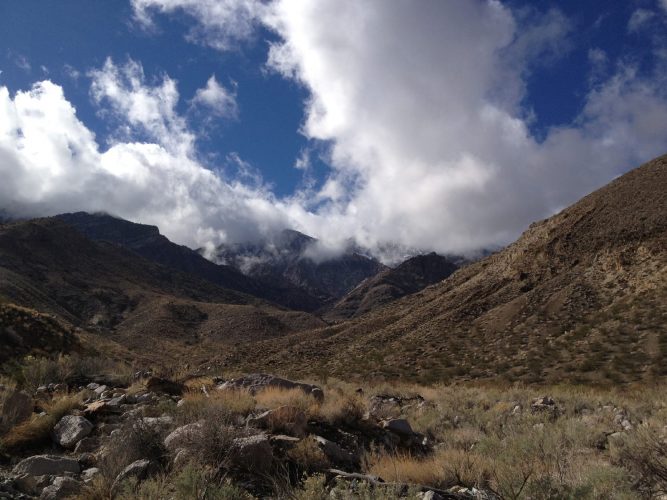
<box><xmin>316</xmin><ymin>392</ymin><xmax>366</xmax><ymax>426</ymax></box>
<box><xmin>613</xmin><ymin>427</ymin><xmax>667</xmax><ymax>497</ymax></box>
<box><xmin>18</xmin><ymin>354</ymin><xmax>133</xmax><ymax>392</ymax></box>
<box><xmin>363</xmin><ymin>449</ymin><xmax>447</xmax><ymax>488</ymax></box>
<box><xmin>254</xmin><ymin>387</ymin><xmax>316</xmax><ymax>413</ymax></box>
<box><xmin>94</xmin><ymin>419</ymin><xmax>168</xmax><ymax>496</ymax></box>
<box><xmin>177</xmin><ymin>389</ymin><xmax>255</xmax><ymax>425</ymax></box>
<box><xmin>183</xmin><ymin>376</ymin><xmax>215</xmax><ymax>392</ymax></box>
<box><xmin>183</xmin><ymin>419</ymin><xmax>244</xmax><ymax>468</ymax></box>
<box><xmin>1</xmin><ymin>392</ymin><xmax>83</xmax><ymax>452</ymax></box>
<box><xmin>287</xmin><ymin>438</ymin><xmax>330</xmax><ymax>473</ymax></box>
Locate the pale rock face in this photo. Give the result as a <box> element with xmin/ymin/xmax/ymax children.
<box><xmin>164</xmin><ymin>422</ymin><xmax>204</xmax><ymax>451</ymax></box>
<box><xmin>52</xmin><ymin>415</ymin><xmax>94</xmax><ymax>448</ymax></box>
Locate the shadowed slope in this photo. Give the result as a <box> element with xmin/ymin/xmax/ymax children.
<box><xmin>324</xmin><ymin>253</ymin><xmax>459</xmax><ymax>322</ymax></box>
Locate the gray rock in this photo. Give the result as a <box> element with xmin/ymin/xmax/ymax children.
<box><xmin>52</xmin><ymin>415</ymin><xmax>93</xmax><ymax>448</ymax></box>
<box><xmin>81</xmin><ymin>468</ymin><xmax>100</xmax><ymax>483</ymax></box>
<box><xmin>73</xmin><ymin>437</ymin><xmax>98</xmax><ymax>453</ymax></box>
<box><xmin>164</xmin><ymin>422</ymin><xmax>203</xmax><ymax>451</ymax></box>
<box><xmin>111</xmin><ymin>459</ymin><xmax>158</xmax><ymax>494</ymax></box>
<box><xmin>93</xmin><ymin>385</ymin><xmax>107</xmax><ymax>396</ymax></box>
<box><xmin>382</xmin><ymin>418</ymin><xmax>414</xmax><ymax>436</ymax></box>
<box><xmin>106</xmin><ymin>395</ymin><xmax>126</xmax><ymax>408</ymax></box>
<box><xmin>13</xmin><ymin>475</ymin><xmax>53</xmax><ymax>496</ymax></box>
<box><xmin>39</xmin><ymin>477</ymin><xmax>81</xmax><ymax>500</ymax></box>
<box><xmin>86</xmin><ymin>383</ymin><xmax>100</xmax><ymax>391</ymax></box>
<box><xmin>140</xmin><ymin>416</ymin><xmax>174</xmax><ymax>428</ymax></box>
<box><xmin>13</xmin><ymin>456</ymin><xmax>80</xmax><ymax>476</ymax></box>
<box><xmin>219</xmin><ymin>373</ymin><xmax>324</xmax><ymax>402</ymax></box>
<box><xmin>230</xmin><ymin>434</ymin><xmax>273</xmax><ymax>472</ymax></box>
<box><xmin>313</xmin><ymin>435</ymin><xmax>356</xmax><ymax>464</ymax></box>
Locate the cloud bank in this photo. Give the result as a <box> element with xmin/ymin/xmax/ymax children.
<box><xmin>1</xmin><ymin>0</ymin><xmax>667</xmax><ymax>262</ymax></box>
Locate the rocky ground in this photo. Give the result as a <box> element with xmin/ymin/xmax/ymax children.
<box><xmin>1</xmin><ymin>363</ymin><xmax>666</xmax><ymax>499</ymax></box>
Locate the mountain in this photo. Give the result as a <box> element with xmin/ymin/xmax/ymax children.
<box><xmin>218</xmin><ymin>154</ymin><xmax>667</xmax><ymax>385</ymax></box>
<box><xmin>324</xmin><ymin>252</ymin><xmax>459</xmax><ymax>321</ymax></box>
<box><xmin>0</xmin><ymin>217</ymin><xmax>324</xmax><ymax>365</ymax></box>
<box><xmin>215</xmin><ymin>229</ymin><xmax>387</xmax><ymax>306</ymax></box>
<box><xmin>55</xmin><ymin>212</ymin><xmax>322</xmax><ymax>312</ymax></box>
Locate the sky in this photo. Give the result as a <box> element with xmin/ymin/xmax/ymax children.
<box><xmin>0</xmin><ymin>0</ymin><xmax>666</xmax><ymax>262</ymax></box>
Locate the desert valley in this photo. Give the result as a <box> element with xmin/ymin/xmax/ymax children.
<box><xmin>1</xmin><ymin>1</ymin><xmax>667</xmax><ymax>498</ymax></box>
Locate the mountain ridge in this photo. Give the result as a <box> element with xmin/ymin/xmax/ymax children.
<box><xmin>215</xmin><ymin>154</ymin><xmax>667</xmax><ymax>385</ymax></box>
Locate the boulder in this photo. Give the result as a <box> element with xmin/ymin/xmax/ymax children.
<box><xmin>164</xmin><ymin>422</ymin><xmax>203</xmax><ymax>451</ymax></box>
<box><xmin>248</xmin><ymin>406</ymin><xmax>307</xmax><ymax>437</ymax></box>
<box><xmin>531</xmin><ymin>396</ymin><xmax>560</xmax><ymax>417</ymax></box>
<box><xmin>52</xmin><ymin>415</ymin><xmax>93</xmax><ymax>448</ymax></box>
<box><xmin>93</xmin><ymin>385</ymin><xmax>107</xmax><ymax>396</ymax></box>
<box><xmin>13</xmin><ymin>456</ymin><xmax>80</xmax><ymax>476</ymax></box>
<box><xmin>13</xmin><ymin>475</ymin><xmax>53</xmax><ymax>496</ymax></box>
<box><xmin>219</xmin><ymin>374</ymin><xmax>324</xmax><ymax>402</ymax></box>
<box><xmin>111</xmin><ymin>459</ymin><xmax>158</xmax><ymax>494</ymax></box>
<box><xmin>74</xmin><ymin>437</ymin><xmax>99</xmax><ymax>453</ymax></box>
<box><xmin>39</xmin><ymin>477</ymin><xmax>82</xmax><ymax>500</ymax></box>
<box><xmin>230</xmin><ymin>434</ymin><xmax>273</xmax><ymax>473</ymax></box>
<box><xmin>106</xmin><ymin>395</ymin><xmax>126</xmax><ymax>408</ymax></box>
<box><xmin>382</xmin><ymin>418</ymin><xmax>414</xmax><ymax>436</ymax></box>
<box><xmin>146</xmin><ymin>377</ymin><xmax>185</xmax><ymax>396</ymax></box>
<box><xmin>1</xmin><ymin>390</ymin><xmax>33</xmax><ymax>428</ymax></box>
<box><xmin>81</xmin><ymin>468</ymin><xmax>100</xmax><ymax>483</ymax></box>
<box><xmin>313</xmin><ymin>435</ymin><xmax>356</xmax><ymax>465</ymax></box>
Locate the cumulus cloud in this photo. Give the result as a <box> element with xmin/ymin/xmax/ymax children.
<box><xmin>0</xmin><ymin>61</ymin><xmax>290</xmax><ymax>249</ymax></box>
<box><xmin>191</xmin><ymin>75</ymin><xmax>238</xmax><ymax>119</ymax></box>
<box><xmin>2</xmin><ymin>1</ymin><xmax>667</xmax><ymax>264</ymax></box>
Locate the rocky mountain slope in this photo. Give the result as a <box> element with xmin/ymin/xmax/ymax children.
<box><xmin>219</xmin><ymin>154</ymin><xmax>667</xmax><ymax>385</ymax></box>
<box><xmin>324</xmin><ymin>253</ymin><xmax>459</xmax><ymax>322</ymax></box>
<box><xmin>55</xmin><ymin>213</ymin><xmax>323</xmax><ymax>312</ymax></box>
<box><xmin>215</xmin><ymin>229</ymin><xmax>386</xmax><ymax>306</ymax></box>
<box><xmin>0</xmin><ymin>218</ymin><xmax>324</xmax><ymax>366</ymax></box>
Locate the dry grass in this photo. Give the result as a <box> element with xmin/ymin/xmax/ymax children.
<box><xmin>288</xmin><ymin>437</ymin><xmax>331</xmax><ymax>473</ymax></box>
<box><xmin>1</xmin><ymin>392</ymin><xmax>83</xmax><ymax>452</ymax></box>
<box><xmin>254</xmin><ymin>386</ymin><xmax>317</xmax><ymax>414</ymax></box>
<box><xmin>177</xmin><ymin>389</ymin><xmax>255</xmax><ymax>425</ymax></box>
<box><xmin>364</xmin><ymin>449</ymin><xmax>448</xmax><ymax>488</ymax></box>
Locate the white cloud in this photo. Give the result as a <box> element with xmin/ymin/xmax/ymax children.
<box><xmin>89</xmin><ymin>58</ymin><xmax>194</xmax><ymax>156</ymax></box>
<box><xmin>131</xmin><ymin>0</ymin><xmax>263</xmax><ymax>51</ymax></box>
<box><xmin>0</xmin><ymin>70</ymin><xmax>290</xmax><ymax>250</ymax></box>
<box><xmin>628</xmin><ymin>8</ymin><xmax>656</xmax><ymax>32</ymax></box>
<box><xmin>661</xmin><ymin>0</ymin><xmax>667</xmax><ymax>14</ymax></box>
<box><xmin>191</xmin><ymin>75</ymin><xmax>238</xmax><ymax>119</ymax></box>
<box><xmin>2</xmin><ymin>1</ymin><xmax>667</xmax><ymax>263</ymax></box>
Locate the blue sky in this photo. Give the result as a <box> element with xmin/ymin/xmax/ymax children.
<box><xmin>0</xmin><ymin>0</ymin><xmax>666</xmax><ymax>260</ymax></box>
<box><xmin>0</xmin><ymin>0</ymin><xmax>315</xmax><ymax>196</ymax></box>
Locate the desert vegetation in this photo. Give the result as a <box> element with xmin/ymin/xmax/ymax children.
<box><xmin>1</xmin><ymin>355</ymin><xmax>666</xmax><ymax>498</ymax></box>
